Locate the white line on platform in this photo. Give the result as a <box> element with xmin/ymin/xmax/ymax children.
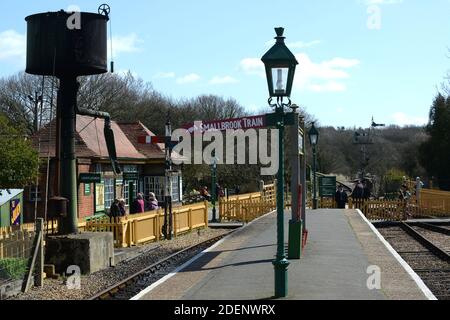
<box><xmin>356</xmin><ymin>209</ymin><xmax>437</xmax><ymax>300</ymax></box>
<box><xmin>130</xmin><ymin>210</ymin><xmax>277</xmax><ymax>300</ymax></box>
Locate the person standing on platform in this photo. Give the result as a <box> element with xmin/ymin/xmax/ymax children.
<box><xmin>118</xmin><ymin>198</ymin><xmax>127</xmax><ymax>216</ymax></box>
<box><xmin>131</xmin><ymin>193</ymin><xmax>145</xmax><ymax>214</ymax></box>
<box><xmin>147</xmin><ymin>192</ymin><xmax>159</xmax><ymax>211</ymax></box>
<box><xmin>335</xmin><ymin>186</ymin><xmax>348</xmax><ymax>209</ymax></box>
<box><xmin>109</xmin><ymin>199</ymin><xmax>121</xmax><ymax>219</ymax></box>
<box><xmin>414</xmin><ymin>177</ymin><xmax>424</xmax><ymax>203</ymax></box>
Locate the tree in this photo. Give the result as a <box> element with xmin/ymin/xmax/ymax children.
<box><xmin>419</xmin><ymin>93</ymin><xmax>450</xmax><ymax>190</ymax></box>
<box><xmin>0</xmin><ymin>113</ymin><xmax>39</xmax><ymax>189</ymax></box>
<box><xmin>0</xmin><ymin>72</ymin><xmax>57</xmax><ymax>135</ymax></box>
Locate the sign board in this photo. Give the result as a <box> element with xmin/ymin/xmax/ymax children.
<box><xmin>123</xmin><ymin>172</ymin><xmax>139</xmax><ymax>181</ymax></box>
<box><xmin>79</xmin><ymin>173</ymin><xmax>102</xmax><ymax>184</ymax></box>
<box><xmin>84</xmin><ymin>183</ymin><xmax>91</xmax><ymax>196</ymax></box>
<box><xmin>319</xmin><ymin>176</ymin><xmax>337</xmax><ymax>197</ymax></box>
<box><xmin>95</xmin><ymin>183</ymin><xmax>105</xmax><ymax>212</ymax></box>
<box><xmin>184</xmin><ymin>115</ymin><xmax>266</xmax><ymax>133</ymax></box>
<box><xmin>298</xmin><ymin>128</ymin><xmax>304</xmax><ymax>155</ymax></box>
<box><xmin>10</xmin><ymin>199</ymin><xmax>21</xmax><ymax>226</ymax></box>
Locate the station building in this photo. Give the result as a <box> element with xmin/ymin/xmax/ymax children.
<box><xmin>23</xmin><ymin>115</ymin><xmax>183</xmax><ymax>222</ymax></box>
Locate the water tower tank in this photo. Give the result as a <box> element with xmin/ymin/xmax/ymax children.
<box><xmin>25</xmin><ymin>11</ymin><xmax>108</xmax><ymax>77</ymax></box>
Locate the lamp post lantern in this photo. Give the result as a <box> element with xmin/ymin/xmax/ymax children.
<box><xmin>308</xmin><ymin>122</ymin><xmax>319</xmax><ymax>209</ymax></box>
<box><xmin>262</xmin><ymin>27</ymin><xmax>298</xmax><ymax>298</ymax></box>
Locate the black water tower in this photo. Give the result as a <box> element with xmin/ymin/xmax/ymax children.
<box><xmin>25</xmin><ymin>9</ymin><xmax>109</xmax><ymax>234</ymax></box>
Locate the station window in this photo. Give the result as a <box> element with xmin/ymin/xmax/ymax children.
<box><xmin>104</xmin><ymin>178</ymin><xmax>115</xmax><ymax>210</ymax></box>
<box><xmin>123</xmin><ymin>180</ymin><xmax>138</xmax><ymax>205</ymax></box>
<box><xmin>29</xmin><ymin>186</ymin><xmax>41</xmax><ymax>201</ymax></box>
<box><xmin>144</xmin><ymin>176</ymin><xmax>164</xmax><ymax>201</ymax></box>
<box><xmin>171</xmin><ymin>176</ymin><xmax>180</xmax><ymax>202</ymax></box>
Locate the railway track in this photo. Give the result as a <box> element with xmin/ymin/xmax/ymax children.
<box><xmin>88</xmin><ymin>231</ymin><xmax>233</xmax><ymax>300</ymax></box>
<box><xmin>377</xmin><ymin>222</ymin><xmax>450</xmax><ymax>300</ymax></box>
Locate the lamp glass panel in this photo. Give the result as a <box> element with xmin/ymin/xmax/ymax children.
<box><xmin>310</xmin><ymin>134</ymin><xmax>318</xmax><ymax>146</ymax></box>
<box><xmin>271</xmin><ymin>67</ymin><xmax>289</xmax><ymax>95</ymax></box>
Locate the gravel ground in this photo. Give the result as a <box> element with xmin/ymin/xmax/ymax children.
<box><xmin>11</xmin><ymin>228</ymin><xmax>231</xmax><ymax>300</ymax></box>
<box><xmin>411</xmin><ymin>226</ymin><xmax>450</xmax><ymax>253</ymax></box>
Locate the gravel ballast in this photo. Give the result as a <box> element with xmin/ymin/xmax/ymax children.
<box><xmin>12</xmin><ymin>228</ymin><xmax>231</xmax><ymax>300</ymax></box>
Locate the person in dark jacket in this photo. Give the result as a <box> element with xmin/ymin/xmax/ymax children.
<box><xmin>109</xmin><ymin>199</ymin><xmax>121</xmax><ymax>218</ymax></box>
<box><xmin>335</xmin><ymin>186</ymin><xmax>348</xmax><ymax>209</ymax></box>
<box><xmin>351</xmin><ymin>180</ymin><xmax>364</xmax><ymax>199</ymax></box>
<box><xmin>118</xmin><ymin>198</ymin><xmax>126</xmax><ymax>216</ymax></box>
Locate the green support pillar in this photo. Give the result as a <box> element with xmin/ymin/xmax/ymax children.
<box><xmin>288</xmin><ymin>220</ymin><xmax>302</xmax><ymax>259</ymax></box>
<box><xmin>59</xmin><ymin>77</ymin><xmax>78</xmax><ymax>234</ymax></box>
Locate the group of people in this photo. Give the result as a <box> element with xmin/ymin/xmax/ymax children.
<box><xmin>108</xmin><ymin>192</ymin><xmax>160</xmax><ymax>218</ymax></box>
<box><xmin>399</xmin><ymin>176</ymin><xmax>424</xmax><ymax>203</ymax></box>
<box><xmin>199</xmin><ymin>183</ymin><xmax>226</xmax><ymax>201</ymax></box>
<box><xmin>333</xmin><ymin>176</ymin><xmax>425</xmax><ymax>210</ymax></box>
<box><xmin>334</xmin><ymin>179</ymin><xmax>369</xmax><ymax>209</ymax></box>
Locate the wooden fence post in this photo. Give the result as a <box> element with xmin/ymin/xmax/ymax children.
<box><xmin>189</xmin><ymin>208</ymin><xmax>193</xmax><ymax>232</ymax></box>
<box><xmin>204</xmin><ymin>201</ymin><xmax>209</xmax><ymax>228</ymax></box>
<box><xmin>35</xmin><ymin>218</ymin><xmax>44</xmax><ymax>287</ymax></box>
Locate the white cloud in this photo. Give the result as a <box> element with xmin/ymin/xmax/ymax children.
<box><xmin>287</xmin><ymin>40</ymin><xmax>321</xmax><ymax>49</ymax></box>
<box><xmin>153</xmin><ymin>72</ymin><xmax>176</xmax><ymax>79</ymax></box>
<box><xmin>176</xmin><ymin>73</ymin><xmax>201</xmax><ymax>84</ymax></box>
<box><xmin>391</xmin><ymin>112</ymin><xmax>427</xmax><ymax>126</ymax></box>
<box><xmin>240</xmin><ymin>58</ymin><xmax>265</xmax><ymax>77</ymax></box>
<box><xmin>108</xmin><ymin>33</ymin><xmax>143</xmax><ymax>58</ymax></box>
<box><xmin>0</xmin><ymin>30</ymin><xmax>26</xmax><ymax>62</ymax></box>
<box><xmin>240</xmin><ymin>53</ymin><xmax>360</xmax><ymax>93</ymax></box>
<box><xmin>363</xmin><ymin>0</ymin><xmax>403</xmax><ymax>4</ymax></box>
<box><xmin>209</xmin><ymin>76</ymin><xmax>239</xmax><ymax>85</ymax></box>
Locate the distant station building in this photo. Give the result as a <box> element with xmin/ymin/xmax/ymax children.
<box><xmin>23</xmin><ymin>115</ymin><xmax>183</xmax><ymax>222</ymax></box>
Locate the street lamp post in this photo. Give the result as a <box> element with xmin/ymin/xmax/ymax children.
<box><xmin>308</xmin><ymin>123</ymin><xmax>319</xmax><ymax>209</ymax></box>
<box><xmin>262</xmin><ymin>27</ymin><xmax>298</xmax><ymax>298</ymax></box>
<box><xmin>211</xmin><ymin>158</ymin><xmax>218</xmax><ymax>223</ymax></box>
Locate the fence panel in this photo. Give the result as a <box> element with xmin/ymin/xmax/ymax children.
<box><xmin>0</xmin><ymin>228</ymin><xmax>36</xmax><ymax>290</ymax></box>
<box><xmin>84</xmin><ymin>202</ymin><xmax>208</xmax><ymax>248</ymax></box>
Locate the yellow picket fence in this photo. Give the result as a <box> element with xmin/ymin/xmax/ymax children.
<box><xmin>219</xmin><ymin>182</ymin><xmax>278</xmax><ymax>223</ymax></box>
<box><xmin>85</xmin><ymin>201</ymin><xmax>209</xmax><ymax>247</ymax></box>
<box><xmin>0</xmin><ymin>229</ymin><xmax>35</xmax><ymax>259</ymax></box>
<box><xmin>420</xmin><ymin>189</ymin><xmax>450</xmax><ymax>214</ymax></box>
<box><xmin>348</xmin><ymin>196</ymin><xmax>450</xmax><ymax>221</ymax></box>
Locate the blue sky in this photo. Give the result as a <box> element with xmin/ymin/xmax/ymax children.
<box><xmin>1</xmin><ymin>0</ymin><xmax>449</xmax><ymax>128</ymax></box>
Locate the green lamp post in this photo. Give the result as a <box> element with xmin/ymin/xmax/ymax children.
<box><xmin>308</xmin><ymin>122</ymin><xmax>319</xmax><ymax>209</ymax></box>
<box><xmin>211</xmin><ymin>157</ymin><xmax>218</xmax><ymax>223</ymax></box>
<box><xmin>262</xmin><ymin>27</ymin><xmax>298</xmax><ymax>298</ymax></box>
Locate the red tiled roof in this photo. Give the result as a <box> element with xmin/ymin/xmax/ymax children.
<box><xmin>33</xmin><ymin>115</ymin><xmax>159</xmax><ymax>161</ymax></box>
<box><xmin>117</xmin><ymin>122</ymin><xmax>165</xmax><ymax>159</ymax></box>
<box><xmin>77</xmin><ymin>116</ymin><xmax>145</xmax><ymax>159</ymax></box>
<box><xmin>118</xmin><ymin>122</ymin><xmax>186</xmax><ymax>162</ymax></box>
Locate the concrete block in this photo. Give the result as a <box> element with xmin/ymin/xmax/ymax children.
<box><xmin>45</xmin><ymin>232</ymin><xmax>114</xmax><ymax>275</ymax></box>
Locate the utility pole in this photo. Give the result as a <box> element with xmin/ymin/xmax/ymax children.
<box><xmin>163</xmin><ymin>115</ymin><xmax>174</xmax><ymax>240</ymax></box>
<box><xmin>28</xmin><ymin>91</ymin><xmax>43</xmax><ymax>132</ymax></box>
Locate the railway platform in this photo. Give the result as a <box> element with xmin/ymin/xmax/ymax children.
<box><xmin>134</xmin><ymin>209</ymin><xmax>432</xmax><ymax>300</ymax></box>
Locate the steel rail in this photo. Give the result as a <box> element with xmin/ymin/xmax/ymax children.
<box><xmin>412</xmin><ymin>222</ymin><xmax>450</xmax><ymax>236</ymax></box>
<box><xmin>88</xmin><ymin>232</ymin><xmax>233</xmax><ymax>300</ymax></box>
<box><xmin>400</xmin><ymin>222</ymin><xmax>450</xmax><ymax>262</ymax></box>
